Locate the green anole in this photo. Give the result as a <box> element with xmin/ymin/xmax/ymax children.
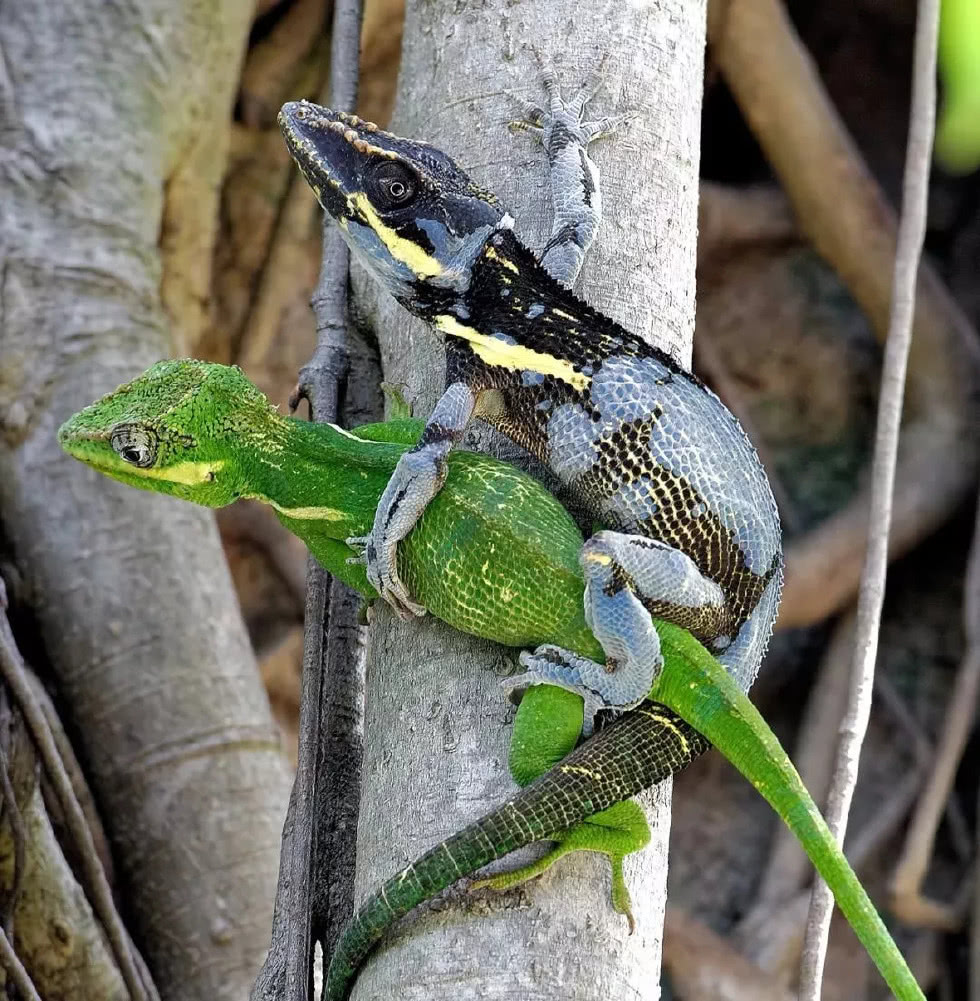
<box><xmin>60</xmin><ymin>360</ymin><xmax>924</xmax><ymax>1001</ymax></box>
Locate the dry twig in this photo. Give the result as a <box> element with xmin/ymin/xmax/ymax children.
<box><xmin>0</xmin><ymin>923</ymin><xmax>42</xmax><ymax>1001</ymax></box>
<box><xmin>0</xmin><ymin>580</ymin><xmax>157</xmax><ymax>1001</ymax></box>
<box><xmin>798</xmin><ymin>0</ymin><xmax>940</xmax><ymax>993</ymax></box>
<box><xmin>874</xmin><ymin>675</ymin><xmax>970</xmax><ymax>858</ymax></box>
<box><xmin>22</xmin><ymin>668</ymin><xmax>118</xmax><ymax>884</ymax></box>
<box><xmin>0</xmin><ymin>742</ymin><xmax>26</xmax><ymax>939</ymax></box>
<box><xmin>890</xmin><ymin>493</ymin><xmax>980</xmax><ymax>930</ymax></box>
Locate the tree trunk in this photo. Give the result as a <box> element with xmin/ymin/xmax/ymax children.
<box><xmin>348</xmin><ymin>2</ymin><xmax>706</xmax><ymax>998</ymax></box>
<box><xmin>0</xmin><ymin>2</ymin><xmax>292</xmax><ymax>998</ymax></box>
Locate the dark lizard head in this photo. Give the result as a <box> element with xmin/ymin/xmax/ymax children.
<box><xmin>278</xmin><ymin>101</ymin><xmax>509</xmax><ymax>307</ymax></box>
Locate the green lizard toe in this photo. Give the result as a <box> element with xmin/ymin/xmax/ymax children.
<box><xmin>471</xmin><ymin>799</ymin><xmax>648</xmax><ymax>932</ymax></box>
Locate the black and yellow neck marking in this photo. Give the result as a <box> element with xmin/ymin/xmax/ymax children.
<box><xmin>419</xmin><ymin>230</ymin><xmax>682</xmax><ymax>395</ymax></box>
<box><xmin>433</xmin><ymin>314</ymin><xmax>591</xmax><ymax>391</ymax></box>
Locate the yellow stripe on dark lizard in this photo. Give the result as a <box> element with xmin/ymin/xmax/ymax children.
<box><xmin>434</xmin><ymin>314</ymin><xmax>591</xmax><ymax>391</ymax></box>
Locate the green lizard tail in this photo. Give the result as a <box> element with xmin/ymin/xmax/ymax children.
<box><xmin>652</xmin><ymin>622</ymin><xmax>925</xmax><ymax>1001</ymax></box>
<box><xmin>325</xmin><ymin>705</ymin><xmax>708</xmax><ymax>1001</ymax></box>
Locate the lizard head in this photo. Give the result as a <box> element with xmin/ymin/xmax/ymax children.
<box><xmin>58</xmin><ymin>360</ymin><xmax>287</xmax><ymax>506</ymax></box>
<box><xmin>279</xmin><ymin>101</ymin><xmax>509</xmax><ymax>308</ymax></box>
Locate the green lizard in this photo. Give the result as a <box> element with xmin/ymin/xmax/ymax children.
<box><xmin>60</xmin><ymin>360</ymin><xmax>924</xmax><ymax>1001</ymax></box>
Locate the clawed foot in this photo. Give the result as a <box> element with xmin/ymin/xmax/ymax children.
<box><xmin>470</xmin><ymin>801</ymin><xmax>648</xmax><ymax>933</ymax></box>
<box><xmin>346</xmin><ymin>534</ymin><xmax>426</xmax><ymax>620</ymax></box>
<box><xmin>505</xmin><ymin>52</ymin><xmax>634</xmax><ymax>286</ymax></box>
<box><xmin>504</xmin><ymin>645</ymin><xmax>610</xmax><ymax>737</ymax></box>
<box><xmin>506</xmin><ymin>52</ymin><xmax>634</xmax><ymax>156</ymax></box>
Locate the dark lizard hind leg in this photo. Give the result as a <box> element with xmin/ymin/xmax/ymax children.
<box><xmin>510</xmin><ymin>532</ymin><xmax>732</xmax><ymax>734</ymax></box>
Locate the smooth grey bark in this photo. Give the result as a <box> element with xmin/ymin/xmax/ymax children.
<box><xmin>0</xmin><ymin>2</ymin><xmax>291</xmax><ymax>999</ymax></box>
<box><xmin>348</xmin><ymin>3</ymin><xmax>706</xmax><ymax>999</ymax></box>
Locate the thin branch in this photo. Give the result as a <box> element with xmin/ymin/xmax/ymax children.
<box><xmin>0</xmin><ymin>580</ymin><xmax>157</xmax><ymax>1001</ymax></box>
<box><xmin>0</xmin><ymin>923</ymin><xmax>42</xmax><ymax>1001</ymax></box>
<box><xmin>312</xmin><ymin>580</ymin><xmax>366</xmax><ymax>954</ymax></box>
<box><xmin>291</xmin><ymin>0</ymin><xmax>364</xmax><ymax>421</ymax></box>
<box><xmin>253</xmin><ymin>0</ymin><xmax>365</xmax><ymax>998</ymax></box>
<box><xmin>24</xmin><ymin>667</ymin><xmax>118</xmax><ymax>883</ymax></box>
<box><xmin>798</xmin><ymin>0</ymin><xmax>940</xmax><ymax>994</ymax></box>
<box><xmin>304</xmin><ymin>0</ymin><xmax>366</xmax><ymax>968</ymax></box>
<box><xmin>0</xmin><ymin>741</ymin><xmax>26</xmax><ymax>938</ymax></box>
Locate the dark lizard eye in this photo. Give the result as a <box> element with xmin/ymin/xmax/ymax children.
<box><xmin>369</xmin><ymin>162</ymin><xmax>417</xmax><ymax>208</ymax></box>
<box><xmin>110</xmin><ymin>424</ymin><xmax>158</xmax><ymax>468</ymax></box>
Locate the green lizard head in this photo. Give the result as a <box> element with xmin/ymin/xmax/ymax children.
<box><xmin>278</xmin><ymin>101</ymin><xmax>509</xmax><ymax>306</ymax></box>
<box><xmin>58</xmin><ymin>360</ymin><xmax>288</xmax><ymax>506</ymax></box>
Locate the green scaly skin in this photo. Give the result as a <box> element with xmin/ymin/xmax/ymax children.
<box><xmin>59</xmin><ymin>361</ymin><xmax>924</xmax><ymax>1001</ymax></box>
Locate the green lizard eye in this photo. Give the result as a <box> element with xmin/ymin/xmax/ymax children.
<box><xmin>369</xmin><ymin>161</ymin><xmax>417</xmax><ymax>209</ymax></box>
<box><xmin>110</xmin><ymin>424</ymin><xmax>158</xmax><ymax>468</ymax></box>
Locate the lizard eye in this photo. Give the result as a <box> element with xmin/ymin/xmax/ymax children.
<box><xmin>110</xmin><ymin>424</ymin><xmax>158</xmax><ymax>468</ymax></box>
<box><xmin>369</xmin><ymin>162</ymin><xmax>417</xmax><ymax>209</ymax></box>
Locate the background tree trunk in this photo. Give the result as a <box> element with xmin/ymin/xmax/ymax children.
<box><xmin>349</xmin><ymin>2</ymin><xmax>706</xmax><ymax>997</ymax></box>
<box><xmin>0</xmin><ymin>2</ymin><xmax>292</xmax><ymax>998</ymax></box>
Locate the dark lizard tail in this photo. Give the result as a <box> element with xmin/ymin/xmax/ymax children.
<box><xmin>325</xmin><ymin>703</ymin><xmax>708</xmax><ymax>1000</ymax></box>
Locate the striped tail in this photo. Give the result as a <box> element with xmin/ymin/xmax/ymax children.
<box><xmin>324</xmin><ymin>703</ymin><xmax>708</xmax><ymax>1000</ymax></box>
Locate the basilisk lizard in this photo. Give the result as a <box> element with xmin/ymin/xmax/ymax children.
<box><xmin>60</xmin><ymin>361</ymin><xmax>924</xmax><ymax>1001</ymax></box>
<box><xmin>277</xmin><ymin>71</ymin><xmax>784</xmax><ymax>736</ymax></box>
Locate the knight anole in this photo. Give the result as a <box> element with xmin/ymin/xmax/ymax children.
<box><xmin>59</xmin><ymin>360</ymin><xmax>923</xmax><ymax>1000</ymax></box>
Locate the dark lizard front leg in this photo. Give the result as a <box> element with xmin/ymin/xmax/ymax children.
<box><xmin>512</xmin><ymin>532</ymin><xmax>733</xmax><ymax>734</ymax></box>
<box><xmin>348</xmin><ymin>381</ymin><xmax>477</xmax><ymax>618</ymax></box>
<box><xmin>510</xmin><ymin>56</ymin><xmax>628</xmax><ymax>287</ymax></box>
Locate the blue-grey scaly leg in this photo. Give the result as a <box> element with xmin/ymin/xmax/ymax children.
<box><xmin>348</xmin><ymin>382</ymin><xmax>476</xmax><ymax>618</ymax></box>
<box><xmin>509</xmin><ymin>57</ymin><xmax>629</xmax><ymax>287</ymax></box>
<box><xmin>510</xmin><ymin>531</ymin><xmax>731</xmax><ymax>734</ymax></box>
